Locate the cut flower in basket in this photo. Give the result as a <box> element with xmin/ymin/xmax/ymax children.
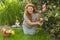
<box><xmin>1</xmin><ymin>28</ymin><xmax>15</xmax><ymax>37</ymax></box>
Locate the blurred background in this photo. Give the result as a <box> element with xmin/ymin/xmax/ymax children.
<box><xmin>0</xmin><ymin>0</ymin><xmax>60</xmax><ymax>26</ymax></box>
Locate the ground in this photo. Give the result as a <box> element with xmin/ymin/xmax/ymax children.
<box><xmin>0</xmin><ymin>27</ymin><xmax>53</xmax><ymax>40</ymax></box>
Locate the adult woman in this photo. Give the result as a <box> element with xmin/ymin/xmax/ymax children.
<box><xmin>22</xmin><ymin>3</ymin><xmax>43</xmax><ymax>35</ymax></box>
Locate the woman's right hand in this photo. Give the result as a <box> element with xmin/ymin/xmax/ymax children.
<box><xmin>37</xmin><ymin>22</ymin><xmax>43</xmax><ymax>26</ymax></box>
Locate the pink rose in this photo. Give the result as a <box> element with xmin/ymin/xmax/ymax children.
<box><xmin>42</xmin><ymin>8</ymin><xmax>46</xmax><ymax>12</ymax></box>
<box><xmin>42</xmin><ymin>4</ymin><xmax>46</xmax><ymax>8</ymax></box>
<box><xmin>39</xmin><ymin>10</ymin><xmax>42</xmax><ymax>14</ymax></box>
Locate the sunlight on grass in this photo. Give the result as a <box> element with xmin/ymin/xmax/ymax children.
<box><xmin>0</xmin><ymin>28</ymin><xmax>52</xmax><ymax>40</ymax></box>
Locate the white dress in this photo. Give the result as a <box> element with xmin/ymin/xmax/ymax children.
<box><xmin>22</xmin><ymin>13</ymin><xmax>38</xmax><ymax>35</ymax></box>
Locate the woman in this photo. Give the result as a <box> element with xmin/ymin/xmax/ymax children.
<box><xmin>22</xmin><ymin>3</ymin><xmax>43</xmax><ymax>35</ymax></box>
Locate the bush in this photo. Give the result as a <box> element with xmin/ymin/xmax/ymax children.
<box><xmin>0</xmin><ymin>0</ymin><xmax>27</xmax><ymax>25</ymax></box>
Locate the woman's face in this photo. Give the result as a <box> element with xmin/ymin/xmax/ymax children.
<box><xmin>27</xmin><ymin>6</ymin><xmax>34</xmax><ymax>14</ymax></box>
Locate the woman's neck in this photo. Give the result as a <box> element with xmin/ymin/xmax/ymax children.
<box><xmin>30</xmin><ymin>13</ymin><xmax>34</xmax><ymax>16</ymax></box>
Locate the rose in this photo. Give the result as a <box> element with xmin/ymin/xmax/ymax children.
<box><xmin>55</xmin><ymin>13</ymin><xmax>59</xmax><ymax>17</ymax></box>
<box><xmin>2</xmin><ymin>29</ymin><xmax>6</xmax><ymax>34</ymax></box>
<box><xmin>37</xmin><ymin>18</ymin><xmax>41</xmax><ymax>22</ymax></box>
<box><xmin>39</xmin><ymin>10</ymin><xmax>42</xmax><ymax>14</ymax></box>
<box><xmin>42</xmin><ymin>4</ymin><xmax>46</xmax><ymax>8</ymax></box>
<box><xmin>42</xmin><ymin>8</ymin><xmax>46</xmax><ymax>12</ymax></box>
<box><xmin>42</xmin><ymin>4</ymin><xmax>46</xmax><ymax>12</ymax></box>
<box><xmin>37</xmin><ymin>18</ymin><xmax>43</xmax><ymax>22</ymax></box>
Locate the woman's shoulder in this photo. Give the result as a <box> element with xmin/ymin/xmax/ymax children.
<box><xmin>23</xmin><ymin>13</ymin><xmax>28</xmax><ymax>19</ymax></box>
<box><xmin>34</xmin><ymin>13</ymin><xmax>39</xmax><ymax>16</ymax></box>
<box><xmin>24</xmin><ymin>13</ymin><xmax>26</xmax><ymax>17</ymax></box>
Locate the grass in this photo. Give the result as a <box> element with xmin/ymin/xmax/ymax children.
<box><xmin>0</xmin><ymin>27</ymin><xmax>53</xmax><ymax>40</ymax></box>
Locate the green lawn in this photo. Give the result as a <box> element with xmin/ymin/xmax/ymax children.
<box><xmin>0</xmin><ymin>28</ymin><xmax>53</xmax><ymax>40</ymax></box>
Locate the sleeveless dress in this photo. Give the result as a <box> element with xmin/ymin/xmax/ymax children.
<box><xmin>22</xmin><ymin>13</ymin><xmax>38</xmax><ymax>35</ymax></box>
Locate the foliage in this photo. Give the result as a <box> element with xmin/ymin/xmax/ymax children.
<box><xmin>30</xmin><ymin>0</ymin><xmax>60</xmax><ymax>39</ymax></box>
<box><xmin>0</xmin><ymin>0</ymin><xmax>27</xmax><ymax>25</ymax></box>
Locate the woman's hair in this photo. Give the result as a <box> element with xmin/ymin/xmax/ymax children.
<box><xmin>25</xmin><ymin>3</ymin><xmax>36</xmax><ymax>21</ymax></box>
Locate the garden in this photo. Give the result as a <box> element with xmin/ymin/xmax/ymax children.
<box><xmin>0</xmin><ymin>0</ymin><xmax>60</xmax><ymax>40</ymax></box>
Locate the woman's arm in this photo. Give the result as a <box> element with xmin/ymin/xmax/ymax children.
<box><xmin>25</xmin><ymin>18</ymin><xmax>41</xmax><ymax>27</ymax></box>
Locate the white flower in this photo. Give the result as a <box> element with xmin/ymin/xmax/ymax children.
<box><xmin>53</xmin><ymin>6</ymin><xmax>56</xmax><ymax>8</ymax></box>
